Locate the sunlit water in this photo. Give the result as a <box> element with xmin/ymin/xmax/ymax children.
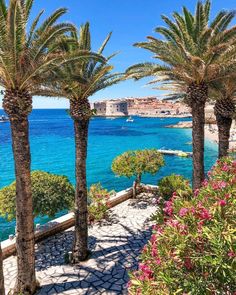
<box><xmin>0</xmin><ymin>109</ymin><xmax>217</xmax><ymax>241</ymax></box>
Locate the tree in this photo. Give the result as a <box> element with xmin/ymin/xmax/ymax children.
<box><xmin>112</xmin><ymin>149</ymin><xmax>165</xmax><ymax>197</ymax></box>
<box><xmin>44</xmin><ymin>23</ymin><xmax>124</xmax><ymax>262</ymax></box>
<box><xmin>0</xmin><ymin>0</ymin><xmax>92</xmax><ymax>293</ymax></box>
<box><xmin>210</xmin><ymin>80</ymin><xmax>236</xmax><ymax>158</ymax></box>
<box><xmin>0</xmin><ymin>171</ymin><xmax>74</xmax><ymax>221</ymax></box>
<box><xmin>126</xmin><ymin>0</ymin><xmax>236</xmax><ymax>189</ymax></box>
<box><xmin>0</xmin><ymin>243</ymin><xmax>4</xmax><ymax>295</ymax></box>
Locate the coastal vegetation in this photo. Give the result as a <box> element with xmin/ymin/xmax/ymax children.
<box><xmin>44</xmin><ymin>22</ymin><xmax>124</xmax><ymax>263</ymax></box>
<box><xmin>158</xmin><ymin>174</ymin><xmax>191</xmax><ymax>200</ymax></box>
<box><xmin>0</xmin><ymin>171</ymin><xmax>74</xmax><ymax>221</ymax></box>
<box><xmin>112</xmin><ymin>149</ymin><xmax>164</xmax><ymax>197</ymax></box>
<box><xmin>129</xmin><ymin>156</ymin><xmax>236</xmax><ymax>294</ymax></box>
<box><xmin>88</xmin><ymin>183</ymin><xmax>114</xmax><ymax>223</ymax></box>
<box><xmin>0</xmin><ymin>0</ymin><xmax>236</xmax><ymax>294</ymax></box>
<box><xmin>126</xmin><ymin>0</ymin><xmax>236</xmax><ymax>189</ymax></box>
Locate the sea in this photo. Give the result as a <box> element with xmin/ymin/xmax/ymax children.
<box><xmin>0</xmin><ymin>109</ymin><xmax>218</xmax><ymax>241</ymax></box>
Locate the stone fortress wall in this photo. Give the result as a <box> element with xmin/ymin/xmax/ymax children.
<box><xmin>90</xmin><ymin>96</ymin><xmax>192</xmax><ymax>117</ymax></box>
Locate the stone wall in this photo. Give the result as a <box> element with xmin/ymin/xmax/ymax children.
<box><xmin>1</xmin><ymin>184</ymin><xmax>158</xmax><ymax>259</ymax></box>
<box><xmin>105</xmin><ymin>100</ymin><xmax>128</xmax><ymax>116</ymax></box>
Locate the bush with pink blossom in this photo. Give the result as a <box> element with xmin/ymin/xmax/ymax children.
<box><xmin>88</xmin><ymin>183</ymin><xmax>115</xmax><ymax>223</ymax></box>
<box><xmin>128</xmin><ymin>157</ymin><xmax>236</xmax><ymax>295</ymax></box>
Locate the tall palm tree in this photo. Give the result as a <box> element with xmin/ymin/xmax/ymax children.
<box><xmin>210</xmin><ymin>80</ymin><xmax>236</xmax><ymax>158</ymax></box>
<box><xmin>0</xmin><ymin>243</ymin><xmax>4</xmax><ymax>295</ymax></box>
<box><xmin>44</xmin><ymin>23</ymin><xmax>123</xmax><ymax>262</ymax></box>
<box><xmin>0</xmin><ymin>1</ymin><xmax>96</xmax><ymax>293</ymax></box>
<box><xmin>126</xmin><ymin>0</ymin><xmax>236</xmax><ymax>189</ymax></box>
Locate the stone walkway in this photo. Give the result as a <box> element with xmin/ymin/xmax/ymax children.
<box><xmin>3</xmin><ymin>194</ymin><xmax>157</xmax><ymax>294</ymax></box>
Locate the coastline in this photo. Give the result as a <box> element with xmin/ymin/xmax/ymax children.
<box><xmin>166</xmin><ymin>120</ymin><xmax>236</xmax><ymax>149</ymax></box>
<box><xmin>204</xmin><ymin>125</ymin><xmax>236</xmax><ymax>149</ymax></box>
<box><xmin>93</xmin><ymin>114</ymin><xmax>192</xmax><ymax>118</ymax></box>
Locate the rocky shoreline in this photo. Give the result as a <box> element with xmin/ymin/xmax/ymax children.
<box><xmin>166</xmin><ymin>121</ymin><xmax>192</xmax><ymax>128</ymax></box>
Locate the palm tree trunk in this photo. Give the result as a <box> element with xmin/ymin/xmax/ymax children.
<box><xmin>10</xmin><ymin>117</ymin><xmax>36</xmax><ymax>295</ymax></box>
<box><xmin>187</xmin><ymin>82</ymin><xmax>208</xmax><ymax>190</ymax></box>
<box><xmin>192</xmin><ymin>104</ymin><xmax>205</xmax><ymax>189</ymax></box>
<box><xmin>72</xmin><ymin>119</ymin><xmax>90</xmax><ymax>263</ymax></box>
<box><xmin>0</xmin><ymin>243</ymin><xmax>5</xmax><ymax>295</ymax></box>
<box><xmin>214</xmin><ymin>98</ymin><xmax>235</xmax><ymax>159</ymax></box>
<box><xmin>215</xmin><ymin>113</ymin><xmax>232</xmax><ymax>158</ymax></box>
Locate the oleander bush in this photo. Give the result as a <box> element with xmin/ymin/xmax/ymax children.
<box><xmin>158</xmin><ymin>174</ymin><xmax>192</xmax><ymax>200</ymax></box>
<box><xmin>129</xmin><ymin>157</ymin><xmax>236</xmax><ymax>295</ymax></box>
<box><xmin>0</xmin><ymin>171</ymin><xmax>74</xmax><ymax>220</ymax></box>
<box><xmin>88</xmin><ymin>183</ymin><xmax>115</xmax><ymax>223</ymax></box>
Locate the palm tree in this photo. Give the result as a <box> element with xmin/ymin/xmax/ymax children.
<box><xmin>210</xmin><ymin>80</ymin><xmax>236</xmax><ymax>158</ymax></box>
<box><xmin>0</xmin><ymin>243</ymin><xmax>4</xmax><ymax>295</ymax></box>
<box><xmin>0</xmin><ymin>0</ymin><xmax>94</xmax><ymax>293</ymax></box>
<box><xmin>44</xmin><ymin>23</ymin><xmax>123</xmax><ymax>262</ymax></box>
<box><xmin>126</xmin><ymin>0</ymin><xmax>236</xmax><ymax>189</ymax></box>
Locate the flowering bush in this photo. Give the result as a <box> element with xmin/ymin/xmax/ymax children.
<box><xmin>129</xmin><ymin>157</ymin><xmax>236</xmax><ymax>295</ymax></box>
<box><xmin>158</xmin><ymin>174</ymin><xmax>192</xmax><ymax>200</ymax></box>
<box><xmin>88</xmin><ymin>183</ymin><xmax>114</xmax><ymax>223</ymax></box>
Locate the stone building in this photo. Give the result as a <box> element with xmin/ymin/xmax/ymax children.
<box><xmin>92</xmin><ymin>101</ymin><xmax>106</xmax><ymax>116</ymax></box>
<box><xmin>91</xmin><ymin>99</ymin><xmax>128</xmax><ymax>116</ymax></box>
<box><xmin>106</xmin><ymin>100</ymin><xmax>128</xmax><ymax>116</ymax></box>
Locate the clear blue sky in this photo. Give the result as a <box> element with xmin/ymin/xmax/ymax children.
<box><xmin>1</xmin><ymin>0</ymin><xmax>236</xmax><ymax>108</ymax></box>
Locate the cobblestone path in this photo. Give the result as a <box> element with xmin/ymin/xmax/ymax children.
<box><xmin>4</xmin><ymin>196</ymin><xmax>156</xmax><ymax>294</ymax></box>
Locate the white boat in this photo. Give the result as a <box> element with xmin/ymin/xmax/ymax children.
<box><xmin>126</xmin><ymin>116</ymin><xmax>134</xmax><ymax>122</ymax></box>
<box><xmin>0</xmin><ymin>115</ymin><xmax>9</xmax><ymax>123</ymax></box>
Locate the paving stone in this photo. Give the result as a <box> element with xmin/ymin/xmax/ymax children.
<box><xmin>101</xmin><ymin>282</ymin><xmax>112</xmax><ymax>289</ymax></box>
<box><xmin>110</xmin><ymin>284</ymin><xmax>123</xmax><ymax>291</ymax></box>
<box><xmin>4</xmin><ymin>196</ymin><xmax>157</xmax><ymax>295</ymax></box>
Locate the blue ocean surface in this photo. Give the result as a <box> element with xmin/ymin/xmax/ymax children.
<box><xmin>0</xmin><ymin>109</ymin><xmax>217</xmax><ymax>241</ymax></box>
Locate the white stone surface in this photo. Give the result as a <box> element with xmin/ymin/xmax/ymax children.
<box><xmin>3</xmin><ymin>194</ymin><xmax>157</xmax><ymax>294</ymax></box>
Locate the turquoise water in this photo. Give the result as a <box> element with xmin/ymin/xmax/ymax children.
<box><xmin>0</xmin><ymin>109</ymin><xmax>217</xmax><ymax>241</ymax></box>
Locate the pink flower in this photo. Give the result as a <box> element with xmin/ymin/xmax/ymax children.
<box><xmin>150</xmin><ymin>234</ymin><xmax>157</xmax><ymax>244</ymax></box>
<box><xmin>167</xmin><ymin>219</ymin><xmax>179</xmax><ymax>227</ymax></box>
<box><xmin>202</xmin><ymin>179</ymin><xmax>208</xmax><ymax>187</ymax></box>
<box><xmin>179</xmin><ymin>224</ymin><xmax>188</xmax><ymax>235</ymax></box>
<box><xmin>194</xmin><ymin>189</ymin><xmax>200</xmax><ymax>197</ymax></box>
<box><xmin>225</xmin><ymin>193</ymin><xmax>231</xmax><ymax>199</ymax></box>
<box><xmin>179</xmin><ymin>208</ymin><xmax>188</xmax><ymax>217</ymax></box>
<box><xmin>151</xmin><ymin>247</ymin><xmax>158</xmax><ymax>257</ymax></box>
<box><xmin>198</xmin><ymin>208</ymin><xmax>211</xmax><ymax>220</ymax></box>
<box><xmin>139</xmin><ymin>263</ymin><xmax>153</xmax><ymax>279</ymax></box>
<box><xmin>163</xmin><ymin>201</ymin><xmax>173</xmax><ymax>216</ymax></box>
<box><xmin>212</xmin><ymin>181</ymin><xmax>227</xmax><ymax>190</ymax></box>
<box><xmin>156</xmin><ymin>258</ymin><xmax>161</xmax><ymax>265</ymax></box>
<box><xmin>222</xmin><ymin>164</ymin><xmax>229</xmax><ymax>171</ymax></box>
<box><xmin>184</xmin><ymin>257</ymin><xmax>194</xmax><ymax>270</ymax></box>
<box><xmin>218</xmin><ymin>199</ymin><xmax>227</xmax><ymax>207</ymax></box>
<box><xmin>190</xmin><ymin>207</ymin><xmax>196</xmax><ymax>214</ymax></box>
<box><xmin>228</xmin><ymin>251</ymin><xmax>235</xmax><ymax>258</ymax></box>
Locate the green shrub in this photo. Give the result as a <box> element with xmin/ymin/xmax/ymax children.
<box><xmin>88</xmin><ymin>183</ymin><xmax>114</xmax><ymax>223</ymax></box>
<box><xmin>112</xmin><ymin>149</ymin><xmax>165</xmax><ymax>197</ymax></box>
<box><xmin>0</xmin><ymin>171</ymin><xmax>75</xmax><ymax>221</ymax></box>
<box><xmin>129</xmin><ymin>157</ymin><xmax>236</xmax><ymax>294</ymax></box>
<box><xmin>158</xmin><ymin>174</ymin><xmax>192</xmax><ymax>200</ymax></box>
